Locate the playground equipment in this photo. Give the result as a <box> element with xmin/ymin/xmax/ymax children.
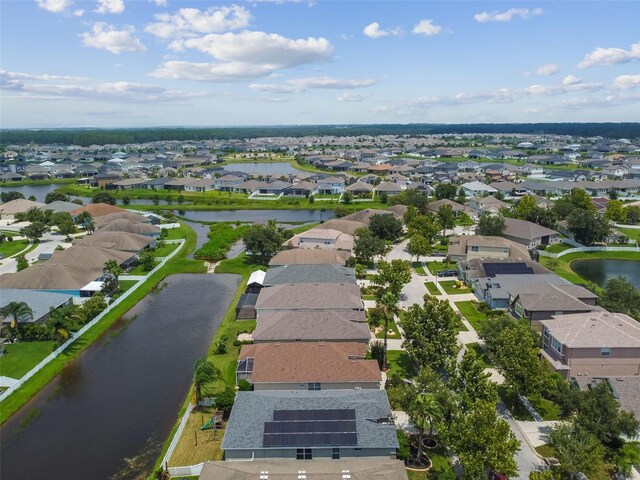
<box><xmin>200</xmin><ymin>411</ymin><xmax>224</xmax><ymax>431</ymax></box>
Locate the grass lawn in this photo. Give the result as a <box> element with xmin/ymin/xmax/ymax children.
<box><xmin>528</xmin><ymin>394</ymin><xmax>561</xmax><ymax>421</ymax></box>
<box><xmin>540</xmin><ymin>250</ymin><xmax>640</xmax><ymax>285</ymax></box>
<box><xmin>498</xmin><ymin>386</ymin><xmax>533</xmax><ymax>421</ymax></box>
<box><xmin>426</xmin><ymin>261</ymin><xmax>456</xmax><ymax>275</ymax></box>
<box><xmin>153</xmin><ymin>242</ymin><xmax>179</xmax><ymax>257</ymax></box>
<box><xmin>128</xmin><ymin>262</ymin><xmax>159</xmax><ymax>275</ymax></box>
<box><xmin>168</xmin><ymin>406</ymin><xmax>224</xmax><ymax>467</ymax></box>
<box><xmin>371</xmin><ymin>314</ymin><xmax>401</xmax><ymax>339</ymax></box>
<box><xmin>362</xmin><ymin>294</ymin><xmax>376</xmax><ymax>301</ymax></box>
<box><xmin>617</xmin><ymin>227</ymin><xmax>640</xmax><ymax>243</ymax></box>
<box><xmin>455</xmin><ymin>301</ymin><xmax>488</xmax><ymax>331</ymax></box>
<box><xmin>164</xmin><ymin>226</ymin><xmax>188</xmax><ymax>240</ymax></box>
<box><xmin>412</xmin><ymin>262</ymin><xmax>427</xmax><ymax>276</ymax></box>
<box><xmin>535</xmin><ymin>445</ymin><xmax>614</xmax><ymax>480</ymax></box>
<box><xmin>405</xmin><ymin>444</ymin><xmax>455</xmax><ymax>480</ymax></box>
<box><xmin>467</xmin><ymin>342</ymin><xmax>493</xmax><ymax>367</ymax></box>
<box><xmin>545</xmin><ymin>243</ymin><xmax>572</xmax><ymax>254</ymax></box>
<box><xmin>424</xmin><ymin>281</ymin><xmax>439</xmax><ymax>295</ymax></box>
<box><xmin>117</xmin><ymin>280</ymin><xmax>138</xmax><ymax>294</ymax></box>
<box><xmin>439</xmin><ymin>280</ymin><xmax>472</xmax><ymax>295</ymax></box>
<box><xmin>386</xmin><ymin>350</ymin><xmax>416</xmax><ymax>379</ymax></box>
<box><xmin>1</xmin><ymin>221</ymin><xmax>205</xmax><ymax>425</ymax></box>
<box><xmin>0</xmin><ymin>239</ymin><xmax>30</xmax><ymax>258</ymax></box>
<box><xmin>0</xmin><ymin>341</ymin><xmax>57</xmax><ymax>379</ymax></box>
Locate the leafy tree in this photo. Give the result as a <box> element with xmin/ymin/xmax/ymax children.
<box><xmin>435</xmin><ymin>183</ymin><xmax>457</xmax><ymax>200</ymax></box>
<box><xmin>192</xmin><ymin>358</ymin><xmax>221</xmax><ymax>405</ymax></box>
<box><xmin>514</xmin><ymin>196</ymin><xmax>557</xmax><ymax>229</ymax></box>
<box><xmin>1</xmin><ymin>301</ymin><xmax>33</xmax><ymax>329</ymax></box>
<box><xmin>354</xmin><ymin>264</ymin><xmax>367</xmax><ymax>279</ymax></box>
<box><xmin>626</xmin><ymin>205</ymin><xmax>640</xmax><ymax>224</ymax></box>
<box><xmin>406</xmin><ymin>210</ymin><xmax>440</xmax><ymax>245</ymax></box>
<box><xmin>334</xmin><ymin>205</ymin><xmax>351</xmax><ymax>218</ymax></box>
<box><xmin>437</xmin><ymin>204</ymin><xmax>456</xmax><ymax>237</ymax></box>
<box><xmin>374</xmin><ymin>291</ymin><xmax>400</xmax><ymax>369</ymax></box>
<box><xmin>52</xmin><ymin>212</ymin><xmax>76</xmax><ymax>237</ymax></box>
<box><xmin>243</xmin><ymin>219</ymin><xmax>290</xmax><ymax>257</ymax></box>
<box><xmin>138</xmin><ymin>250</ymin><xmax>156</xmax><ymax>271</ymax></box>
<box><xmin>369</xmin><ymin>213</ymin><xmax>403</xmax><ymax>241</ymax></box>
<box><xmin>373</xmin><ymin>259</ymin><xmax>412</xmax><ymax>298</ymax></box>
<box><xmin>604</xmin><ymin>199</ymin><xmax>627</xmax><ymax>223</ymax></box>
<box><xmin>214</xmin><ymin>387</ymin><xmax>236</xmax><ymax>413</ymax></box>
<box><xmin>0</xmin><ymin>191</ymin><xmax>24</xmax><ymax>203</ymax></box>
<box><xmin>528</xmin><ymin>470</ymin><xmax>554</xmax><ymax>480</ymax></box>
<box><xmin>16</xmin><ymin>255</ymin><xmax>28</xmax><ymax>272</ymax></box>
<box><xmin>568</xmin><ymin>188</ymin><xmax>596</xmax><ymax>212</ymax></box>
<box><xmin>121</xmin><ymin>196</ymin><xmax>131</xmax><ymax>206</ymax></box>
<box><xmin>451</xmin><ymin>350</ymin><xmax>498</xmax><ymax>411</ymax></box>
<box><xmin>548</xmin><ymin>423</ymin><xmax>604</xmax><ymax>479</ymax></box>
<box><xmin>152</xmin><ymin>195</ymin><xmax>160</xmax><ymax>206</ymax></box>
<box><xmin>407</xmin><ymin>234</ymin><xmax>431</xmax><ymax>262</ymax></box>
<box><xmin>477</xmin><ymin>213</ymin><xmax>506</xmax><ymax>236</ymax></box>
<box><xmin>44</xmin><ymin>191</ymin><xmax>69</xmax><ymax>204</ymax></box>
<box><xmin>369</xmin><ymin>340</ymin><xmax>385</xmax><ymax>369</ymax></box>
<box><xmin>400</xmin><ymin>295</ymin><xmax>460</xmax><ymax>372</ymax></box>
<box><xmin>308</xmin><ymin>195</ymin><xmax>315</xmax><ymax>204</ymax></box>
<box><xmin>457</xmin><ymin>212</ymin><xmax>475</xmax><ymax>227</ymax></box>
<box><xmin>567</xmin><ymin>209</ymin><xmax>610</xmax><ymax>245</ymax></box>
<box><xmin>92</xmin><ymin>191</ymin><xmax>117</xmax><ymax>205</ymax></box>
<box><xmin>390</xmin><ymin>190</ymin><xmax>430</xmax><ymax>213</ymax></box>
<box><xmin>76</xmin><ymin>211</ymin><xmax>92</xmax><ymax>226</ymax></box>
<box><xmin>80</xmin><ymin>293</ymin><xmax>107</xmax><ymax>321</ymax></box>
<box><xmin>16</xmin><ymin>206</ymin><xmax>48</xmax><ymax>224</ymax></box>
<box><xmin>446</xmin><ymin>401</ymin><xmax>520</xmax><ymax>480</ymax></box>
<box><xmin>353</xmin><ymin>227</ymin><xmax>388</xmax><ymax>263</ymax></box>
<box><xmin>610</xmin><ymin>442</ymin><xmax>640</xmax><ymax>478</ymax></box>
<box><xmin>599</xmin><ymin>276</ymin><xmax>640</xmax><ymax>320</ymax></box>
<box><xmin>104</xmin><ymin>259</ymin><xmax>123</xmax><ymax>278</ymax></box>
<box><xmin>574</xmin><ymin>381</ymin><xmax>639</xmax><ymax>444</ymax></box>
<box><xmin>608</xmin><ymin>187</ymin><xmax>619</xmax><ymax>200</ymax></box>
<box><xmin>514</xmin><ymin>195</ymin><xmax>538</xmax><ymax>219</ymax></box>
<box><xmin>177</xmin><ymin>194</ymin><xmax>185</xmax><ymax>205</ymax></box>
<box><xmin>342</xmin><ymin>191</ymin><xmax>353</xmax><ymax>204</ymax></box>
<box><xmin>19</xmin><ymin>221</ymin><xmax>49</xmax><ymax>243</ymax></box>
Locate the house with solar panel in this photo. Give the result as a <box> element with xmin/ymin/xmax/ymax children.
<box><xmin>221</xmin><ymin>390</ymin><xmax>398</xmax><ymax>461</ymax></box>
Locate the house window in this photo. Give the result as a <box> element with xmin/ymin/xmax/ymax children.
<box><xmin>332</xmin><ymin>448</ymin><xmax>340</xmax><ymax>460</ymax></box>
<box><xmin>308</xmin><ymin>382</ymin><xmax>321</xmax><ymax>391</ymax></box>
<box><xmin>296</xmin><ymin>449</ymin><xmax>312</xmax><ymax>460</ymax></box>
<box><xmin>601</xmin><ymin>348</ymin><xmax>611</xmax><ymax>357</ymax></box>
<box><xmin>470</xmin><ymin>246</ymin><xmax>479</xmax><ymax>252</ymax></box>
<box><xmin>551</xmin><ymin>337</ymin><xmax>562</xmax><ymax>353</ymax></box>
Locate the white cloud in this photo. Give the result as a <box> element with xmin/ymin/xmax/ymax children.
<box><xmin>337</xmin><ymin>92</ymin><xmax>368</xmax><ymax>102</ymax></box>
<box><xmin>577</xmin><ymin>41</ymin><xmax>640</xmax><ymax>69</ymax></box>
<box><xmin>562</xmin><ymin>75</ymin><xmax>581</xmax><ymax>85</ymax></box>
<box><xmin>73</xmin><ymin>9</ymin><xmax>84</xmax><ymax>16</ymax></box>
<box><xmin>412</xmin><ymin>19</ymin><xmax>444</xmax><ymax>37</ymax></box>
<box><xmin>145</xmin><ymin>6</ymin><xmax>251</xmax><ymax>39</ymax></box>
<box><xmin>611</xmin><ymin>74</ymin><xmax>640</xmax><ymax>90</ymax></box>
<box><xmin>524</xmin><ymin>77</ymin><xmax>602</xmax><ymax>95</ymax></box>
<box><xmin>524</xmin><ymin>63</ymin><xmax>560</xmax><ymax>76</ymax></box>
<box><xmin>153</xmin><ymin>30</ymin><xmax>333</xmax><ymax>82</ymax></box>
<box><xmin>363</xmin><ymin>22</ymin><xmax>402</xmax><ymax>38</ymax></box>
<box><xmin>153</xmin><ymin>0</ymin><xmax>167</xmax><ymax>5</ymax></box>
<box><xmin>80</xmin><ymin>23</ymin><xmax>146</xmax><ymax>54</ymax></box>
<box><xmin>95</xmin><ymin>0</ymin><xmax>124</xmax><ymax>14</ymax></box>
<box><xmin>36</xmin><ymin>0</ymin><xmax>73</xmax><ymax>13</ymax></box>
<box><xmin>250</xmin><ymin>76</ymin><xmax>375</xmax><ymax>93</ymax></box>
<box><xmin>474</xmin><ymin>8</ymin><xmax>543</xmax><ymax>23</ymax></box>
<box><xmin>0</xmin><ymin>69</ymin><xmax>207</xmax><ymax>104</ymax></box>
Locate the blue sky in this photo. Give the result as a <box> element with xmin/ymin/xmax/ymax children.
<box><xmin>1</xmin><ymin>0</ymin><xmax>639</xmax><ymax>128</ymax></box>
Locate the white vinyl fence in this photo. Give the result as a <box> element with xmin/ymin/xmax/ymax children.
<box><xmin>538</xmin><ymin>245</ymin><xmax>640</xmax><ymax>259</ymax></box>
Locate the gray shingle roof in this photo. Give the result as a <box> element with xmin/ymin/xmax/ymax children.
<box><xmin>0</xmin><ymin>289</ymin><xmax>73</xmax><ymax>323</ymax></box>
<box><xmin>222</xmin><ymin>390</ymin><xmax>398</xmax><ymax>451</ymax></box>
<box><xmin>256</xmin><ymin>284</ymin><xmax>362</xmax><ymax>311</ymax></box>
<box><xmin>253</xmin><ymin>310</ymin><xmax>369</xmax><ymax>342</ymax></box>
<box><xmin>263</xmin><ymin>265</ymin><xmax>356</xmax><ymax>286</ymax></box>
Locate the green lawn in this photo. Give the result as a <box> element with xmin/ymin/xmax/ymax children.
<box><xmin>528</xmin><ymin>394</ymin><xmax>561</xmax><ymax>421</ymax></box>
<box><xmin>498</xmin><ymin>386</ymin><xmax>534</xmax><ymax>421</ymax></box>
<box><xmin>467</xmin><ymin>342</ymin><xmax>493</xmax><ymax>367</ymax></box>
<box><xmin>617</xmin><ymin>227</ymin><xmax>640</xmax><ymax>242</ymax></box>
<box><xmin>128</xmin><ymin>262</ymin><xmax>159</xmax><ymax>275</ymax></box>
<box><xmin>412</xmin><ymin>262</ymin><xmax>427</xmax><ymax>275</ymax></box>
<box><xmin>406</xmin><ymin>444</ymin><xmax>456</xmax><ymax>479</ymax></box>
<box><xmin>424</xmin><ymin>281</ymin><xmax>439</xmax><ymax>295</ymax></box>
<box><xmin>1</xmin><ymin>221</ymin><xmax>206</xmax><ymax>424</ymax></box>
<box><xmin>371</xmin><ymin>312</ymin><xmax>401</xmax><ymax>339</ymax></box>
<box><xmin>153</xmin><ymin>242</ymin><xmax>179</xmax><ymax>257</ymax></box>
<box><xmin>426</xmin><ymin>261</ymin><xmax>456</xmax><ymax>275</ymax></box>
<box><xmin>439</xmin><ymin>280</ymin><xmax>472</xmax><ymax>295</ymax></box>
<box><xmin>362</xmin><ymin>294</ymin><xmax>376</xmax><ymax>301</ymax></box>
<box><xmin>545</xmin><ymin>243</ymin><xmax>572</xmax><ymax>254</ymax></box>
<box><xmin>455</xmin><ymin>301</ymin><xmax>488</xmax><ymax>331</ymax></box>
<box><xmin>0</xmin><ymin>341</ymin><xmax>57</xmax><ymax>379</ymax></box>
<box><xmin>0</xmin><ymin>239</ymin><xmax>30</xmax><ymax>258</ymax></box>
<box><xmin>386</xmin><ymin>350</ymin><xmax>416</xmax><ymax>379</ymax></box>
<box><xmin>540</xmin><ymin>250</ymin><xmax>640</xmax><ymax>285</ymax></box>
<box><xmin>117</xmin><ymin>280</ymin><xmax>138</xmax><ymax>294</ymax></box>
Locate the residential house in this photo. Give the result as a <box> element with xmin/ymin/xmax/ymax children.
<box><xmin>221</xmin><ymin>390</ymin><xmax>398</xmax><ymax>460</ymax></box>
<box><xmin>461</xmin><ymin>181</ymin><xmax>497</xmax><ymax>197</ymax></box>
<box><xmin>268</xmin><ymin>249</ymin><xmax>348</xmax><ymax>266</ymax></box>
<box><xmin>541</xmin><ymin>312</ymin><xmax>640</xmax><ymax>379</ymax></box>
<box><xmin>375</xmin><ymin>182</ymin><xmax>403</xmax><ymax>196</ymax></box>
<box><xmin>466</xmin><ymin>196</ymin><xmax>509</xmax><ymax>215</ymax></box>
<box><xmin>236</xmin><ymin>342</ymin><xmax>381</xmax><ymax>390</ymax></box>
<box><xmin>183</xmin><ymin>178</ymin><xmax>216</xmax><ymax>192</ymax></box>
<box><xmin>0</xmin><ymin>289</ymin><xmax>73</xmax><ymax>324</ymax></box>
<box><xmin>314</xmin><ymin>219</ymin><xmax>367</xmax><ymax>236</ymax></box>
<box><xmin>252</xmin><ymin>310</ymin><xmax>370</xmax><ymax>344</ymax></box>
<box><xmin>283</xmin><ymin>181</ymin><xmax>317</xmax><ymax>197</ymax></box>
<box><xmin>346</xmin><ymin>182</ymin><xmax>374</xmax><ymax>195</ymax></box>
<box><xmin>263</xmin><ymin>264</ymin><xmax>356</xmax><ymax>286</ymax></box>
<box><xmin>316</xmin><ymin>176</ymin><xmax>345</xmax><ymax>194</ymax></box>
<box><xmin>448</xmin><ymin>235</ymin><xmax>530</xmax><ymax>262</ymax></box>
<box><xmin>427</xmin><ymin>199</ymin><xmax>476</xmax><ymax>218</ymax></box>
<box><xmin>284</xmin><ymin>229</ymin><xmax>354</xmax><ymax>254</ymax></box>
<box><xmin>255</xmin><ymin>284</ymin><xmax>363</xmax><ymax>313</ymax></box>
<box><xmin>73</xmin><ymin>231</ymin><xmax>155</xmax><ymax>253</ymax></box>
<box><xmin>0</xmin><ymin>199</ymin><xmax>45</xmax><ymax>220</ymax></box>
<box><xmin>501</xmin><ymin>218</ymin><xmax>560</xmax><ymax>248</ymax></box>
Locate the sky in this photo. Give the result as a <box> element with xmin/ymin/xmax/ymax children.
<box><xmin>1</xmin><ymin>0</ymin><xmax>639</xmax><ymax>128</ymax></box>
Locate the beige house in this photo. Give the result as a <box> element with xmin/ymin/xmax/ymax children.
<box><xmin>502</xmin><ymin>218</ymin><xmax>560</xmax><ymax>248</ymax></box>
<box><xmin>284</xmin><ymin>228</ymin><xmax>354</xmax><ymax>253</ymax></box>
<box><xmin>541</xmin><ymin>311</ymin><xmax>640</xmax><ymax>379</ymax></box>
<box><xmin>448</xmin><ymin>235</ymin><xmax>530</xmax><ymax>261</ymax></box>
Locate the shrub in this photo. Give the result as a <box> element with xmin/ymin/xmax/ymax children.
<box><xmin>214</xmin><ymin>387</ymin><xmax>236</xmax><ymax>413</ymax></box>
<box><xmin>237</xmin><ymin>379</ymin><xmax>253</xmax><ymax>391</ymax></box>
<box><xmin>396</xmin><ymin>430</ymin><xmax>411</xmax><ymax>461</ymax></box>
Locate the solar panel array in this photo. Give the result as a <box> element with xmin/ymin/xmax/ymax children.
<box><xmin>483</xmin><ymin>262</ymin><xmax>534</xmax><ymax>277</ymax></box>
<box><xmin>263</xmin><ymin>409</ymin><xmax>357</xmax><ymax>447</ymax></box>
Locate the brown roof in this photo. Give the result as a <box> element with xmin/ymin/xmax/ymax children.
<box><xmin>503</xmin><ymin>217</ymin><xmax>558</xmax><ymax>241</ymax></box>
<box><xmin>341</xmin><ymin>208</ymin><xmax>398</xmax><ymax>224</ymax></box>
<box><xmin>94</xmin><ymin>211</ymin><xmax>150</xmax><ymax>226</ymax></box>
<box><xmin>73</xmin><ymin>231</ymin><xmax>154</xmax><ymax>252</ymax></box>
<box><xmin>253</xmin><ymin>310</ymin><xmax>369</xmax><ymax>342</ymax></box>
<box><xmin>239</xmin><ymin>342</ymin><xmax>381</xmax><ymax>384</ymax></box>
<box><xmin>70</xmin><ymin>203</ymin><xmax>125</xmax><ymax>218</ymax></box>
<box><xmin>97</xmin><ymin>219</ymin><xmax>160</xmax><ymax>235</ymax></box>
<box><xmin>314</xmin><ymin>219</ymin><xmax>367</xmax><ymax>236</ymax></box>
<box><xmin>256</xmin><ymin>283</ymin><xmax>362</xmax><ymax>310</ymax></box>
<box><xmin>514</xmin><ymin>283</ymin><xmax>598</xmax><ymax>312</ymax></box>
<box><xmin>387</xmin><ymin>205</ymin><xmax>409</xmax><ymax>217</ymax></box>
<box><xmin>447</xmin><ymin>235</ymin><xmax>530</xmax><ymax>258</ymax></box>
<box><xmin>0</xmin><ymin>198</ymin><xmax>45</xmax><ymax>215</ymax></box>
<box><xmin>268</xmin><ymin>249</ymin><xmax>348</xmax><ymax>266</ymax></box>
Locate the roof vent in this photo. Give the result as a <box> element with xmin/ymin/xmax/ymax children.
<box><xmin>259</xmin><ymin>471</ymin><xmax>269</xmax><ymax>480</ymax></box>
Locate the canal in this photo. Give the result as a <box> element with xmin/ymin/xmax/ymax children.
<box><xmin>571</xmin><ymin>259</ymin><xmax>640</xmax><ymax>288</ymax></box>
<box><xmin>0</xmin><ymin>273</ymin><xmax>240</xmax><ymax>480</ymax></box>
<box><xmin>178</xmin><ymin>209</ymin><xmax>334</xmax><ymax>223</ymax></box>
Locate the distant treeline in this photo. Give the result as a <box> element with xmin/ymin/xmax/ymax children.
<box><xmin>1</xmin><ymin>123</ymin><xmax>639</xmax><ymax>147</ymax></box>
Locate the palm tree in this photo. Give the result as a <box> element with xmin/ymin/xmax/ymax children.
<box><xmin>375</xmin><ymin>290</ymin><xmax>399</xmax><ymax>370</ymax></box>
<box><xmin>410</xmin><ymin>393</ymin><xmax>442</xmax><ymax>463</ymax></box>
<box><xmin>47</xmin><ymin>312</ymin><xmax>70</xmax><ymax>344</ymax></box>
<box><xmin>1</xmin><ymin>301</ymin><xmax>33</xmax><ymax>330</ymax></box>
<box><xmin>104</xmin><ymin>259</ymin><xmax>123</xmax><ymax>278</ymax></box>
<box><xmin>193</xmin><ymin>358</ymin><xmax>221</xmax><ymax>405</ymax></box>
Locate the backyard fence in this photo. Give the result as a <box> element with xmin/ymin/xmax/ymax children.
<box><xmin>538</xmin><ymin>245</ymin><xmax>640</xmax><ymax>259</ymax></box>
<box><xmin>0</xmin><ymin>239</ymin><xmax>185</xmax><ymax>402</ymax></box>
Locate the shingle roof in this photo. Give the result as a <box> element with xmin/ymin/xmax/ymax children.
<box><xmin>239</xmin><ymin>342</ymin><xmax>380</xmax><ymax>384</ymax></box>
<box><xmin>268</xmin><ymin>249</ymin><xmax>348</xmax><ymax>266</ymax></box>
<box><xmin>314</xmin><ymin>219</ymin><xmax>367</xmax><ymax>236</ymax></box>
<box><xmin>96</xmin><ymin>219</ymin><xmax>160</xmax><ymax>235</ymax></box>
<box><xmin>73</xmin><ymin>231</ymin><xmax>154</xmax><ymax>252</ymax></box>
<box><xmin>514</xmin><ymin>283</ymin><xmax>598</xmax><ymax>312</ymax></box>
<box><xmin>503</xmin><ymin>217</ymin><xmax>558</xmax><ymax>241</ymax></box>
<box><xmin>341</xmin><ymin>209</ymin><xmax>398</xmax><ymax>224</ymax></box>
<box><xmin>39</xmin><ymin>200</ymin><xmax>82</xmax><ymax>213</ymax></box>
<box><xmin>253</xmin><ymin>310</ymin><xmax>369</xmax><ymax>342</ymax></box>
<box><xmin>70</xmin><ymin>203</ymin><xmax>124</xmax><ymax>218</ymax></box>
<box><xmin>541</xmin><ymin>311</ymin><xmax>640</xmax><ymax>348</ymax></box>
<box><xmin>0</xmin><ymin>289</ymin><xmax>73</xmax><ymax>323</ymax></box>
<box><xmin>0</xmin><ymin>199</ymin><xmax>45</xmax><ymax>215</ymax></box>
<box><xmin>256</xmin><ymin>284</ymin><xmax>362</xmax><ymax>310</ymax></box>
<box><xmin>263</xmin><ymin>264</ymin><xmax>356</xmax><ymax>286</ymax></box>
<box><xmin>222</xmin><ymin>390</ymin><xmax>397</xmax><ymax>451</ymax></box>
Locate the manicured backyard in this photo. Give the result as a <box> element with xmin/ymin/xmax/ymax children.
<box><xmin>0</xmin><ymin>239</ymin><xmax>30</xmax><ymax>258</ymax></box>
<box><xmin>0</xmin><ymin>341</ymin><xmax>57</xmax><ymax>379</ymax></box>
<box><xmin>455</xmin><ymin>301</ymin><xmax>489</xmax><ymax>331</ymax></box>
<box><xmin>438</xmin><ymin>280</ymin><xmax>472</xmax><ymax>295</ymax></box>
<box><xmin>386</xmin><ymin>350</ymin><xmax>416</xmax><ymax>379</ymax></box>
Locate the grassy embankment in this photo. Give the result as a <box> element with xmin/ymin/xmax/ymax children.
<box><xmin>0</xmin><ymin>178</ymin><xmax>77</xmax><ymax>187</ymax></box>
<box><xmin>0</xmin><ymin>222</ymin><xmax>205</xmax><ymax>424</ymax></box>
<box><xmin>540</xmin><ymin>250</ymin><xmax>640</xmax><ymax>285</ymax></box>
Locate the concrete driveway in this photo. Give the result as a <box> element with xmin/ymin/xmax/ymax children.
<box><xmin>0</xmin><ymin>231</ymin><xmax>74</xmax><ymax>275</ymax></box>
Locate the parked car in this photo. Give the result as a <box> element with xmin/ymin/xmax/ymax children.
<box><xmin>431</xmin><ymin>252</ymin><xmax>446</xmax><ymax>257</ymax></box>
<box><xmin>437</xmin><ymin>269</ymin><xmax>457</xmax><ymax>278</ymax></box>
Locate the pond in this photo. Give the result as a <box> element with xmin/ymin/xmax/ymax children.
<box><xmin>0</xmin><ymin>183</ymin><xmax>154</xmax><ymax>205</ymax></box>
<box><xmin>177</xmin><ymin>209</ymin><xmax>335</xmax><ymax>224</ymax></box>
<box><xmin>571</xmin><ymin>259</ymin><xmax>640</xmax><ymax>288</ymax></box>
<box><xmin>0</xmin><ymin>273</ymin><xmax>240</xmax><ymax>480</ymax></box>
<box><xmin>222</xmin><ymin>162</ymin><xmax>302</xmax><ymax>175</ymax></box>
